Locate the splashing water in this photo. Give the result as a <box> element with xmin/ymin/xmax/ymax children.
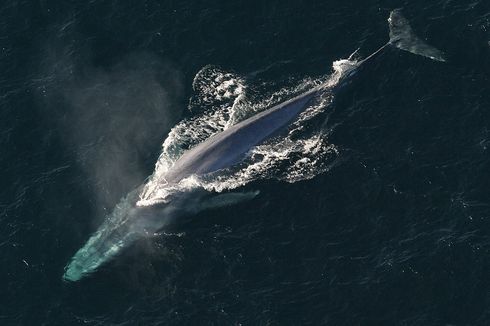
<box><xmin>138</xmin><ymin>58</ymin><xmax>358</xmax><ymax>206</ymax></box>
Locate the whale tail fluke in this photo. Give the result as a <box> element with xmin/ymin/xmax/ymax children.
<box><xmin>388</xmin><ymin>9</ymin><xmax>446</xmax><ymax>62</ymax></box>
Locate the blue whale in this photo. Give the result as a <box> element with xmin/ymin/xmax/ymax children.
<box><xmin>63</xmin><ymin>10</ymin><xmax>446</xmax><ymax>282</ymax></box>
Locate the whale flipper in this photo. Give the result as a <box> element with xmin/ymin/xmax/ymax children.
<box><xmin>388</xmin><ymin>9</ymin><xmax>446</xmax><ymax>62</ymax></box>
<box><xmin>199</xmin><ymin>190</ymin><xmax>260</xmax><ymax>211</ymax></box>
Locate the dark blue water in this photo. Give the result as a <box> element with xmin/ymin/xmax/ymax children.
<box><xmin>2</xmin><ymin>1</ymin><xmax>490</xmax><ymax>325</ymax></box>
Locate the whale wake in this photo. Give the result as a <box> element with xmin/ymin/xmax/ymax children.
<box><xmin>137</xmin><ymin>60</ymin><xmax>351</xmax><ymax>206</ymax></box>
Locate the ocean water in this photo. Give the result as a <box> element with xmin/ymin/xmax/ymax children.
<box><xmin>1</xmin><ymin>0</ymin><xmax>490</xmax><ymax>325</ymax></box>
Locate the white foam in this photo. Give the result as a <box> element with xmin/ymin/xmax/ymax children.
<box><xmin>137</xmin><ymin>58</ymin><xmax>357</xmax><ymax>206</ymax></box>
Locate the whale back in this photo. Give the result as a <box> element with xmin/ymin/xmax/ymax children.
<box><xmin>165</xmin><ymin>89</ymin><xmax>318</xmax><ymax>183</ymax></box>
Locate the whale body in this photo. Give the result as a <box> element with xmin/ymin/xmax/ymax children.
<box><xmin>63</xmin><ymin>10</ymin><xmax>447</xmax><ymax>282</ymax></box>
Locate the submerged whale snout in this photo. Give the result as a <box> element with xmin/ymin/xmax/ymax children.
<box><xmin>62</xmin><ymin>194</ymin><xmax>174</xmax><ymax>282</ymax></box>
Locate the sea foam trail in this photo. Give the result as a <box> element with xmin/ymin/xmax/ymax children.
<box><xmin>137</xmin><ymin>58</ymin><xmax>356</xmax><ymax>206</ymax></box>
